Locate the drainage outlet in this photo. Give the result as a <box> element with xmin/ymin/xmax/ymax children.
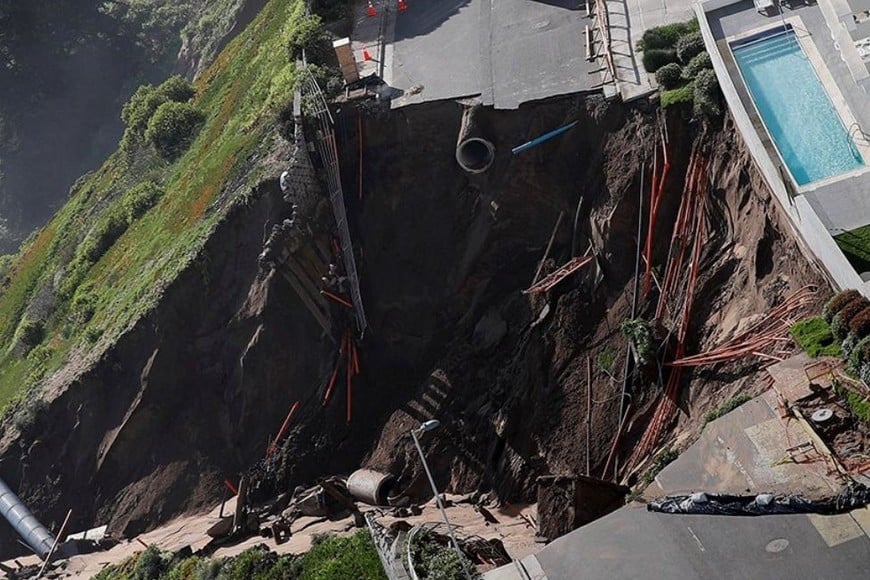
<box><xmin>456</xmin><ymin>137</ymin><xmax>495</xmax><ymax>173</ymax></box>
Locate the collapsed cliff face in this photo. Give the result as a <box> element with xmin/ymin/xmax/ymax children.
<box><xmin>0</xmin><ymin>93</ymin><xmax>828</xmax><ymax>555</ymax></box>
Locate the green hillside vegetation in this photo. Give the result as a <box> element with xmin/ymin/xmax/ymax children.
<box><xmin>0</xmin><ymin>0</ymin><xmax>323</xmax><ymax>417</ymax></box>
<box><xmin>92</xmin><ymin>532</ymin><xmax>387</xmax><ymax>580</ymax></box>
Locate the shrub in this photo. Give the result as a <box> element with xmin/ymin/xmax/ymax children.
<box><xmin>703</xmin><ymin>394</ymin><xmax>752</xmax><ymax>428</ymax></box>
<box><xmin>849</xmin><ymin>306</ymin><xmax>870</xmax><ymax>339</ymax></box>
<box><xmin>693</xmin><ymin>69</ymin><xmax>721</xmax><ymax>116</ymax></box>
<box><xmin>145</xmin><ymin>102</ymin><xmax>206</xmax><ymax>159</ymax></box>
<box><xmin>287</xmin><ymin>14</ymin><xmax>324</xmax><ymax>60</ymax></box>
<box><xmin>637</xmin><ymin>20</ymin><xmax>698</xmax><ymax>50</ymax></box>
<box><xmin>17</xmin><ymin>317</ymin><xmax>44</xmax><ymax>350</ymax></box>
<box><xmin>154</xmin><ymin>75</ymin><xmax>196</xmax><ymax>104</ymax></box>
<box><xmin>122</xmin><ymin>181</ymin><xmax>165</xmax><ymax>222</ymax></box>
<box><xmin>620</xmin><ymin>318</ymin><xmax>655</xmax><ymax>366</ymax></box>
<box><xmin>660</xmin><ymin>84</ymin><xmax>694</xmax><ymax>108</ymax></box>
<box><xmin>69</xmin><ymin>283</ymin><xmax>98</xmax><ymax>327</ymax></box>
<box><xmin>121</xmin><ymin>76</ymin><xmax>196</xmax><ymax>138</ymax></box>
<box><xmin>655</xmin><ymin>63</ymin><xmax>683</xmax><ymax>89</ymax></box>
<box><xmin>849</xmin><ymin>335</ymin><xmax>870</xmax><ymax>371</ymax></box>
<box><xmin>642</xmin><ymin>48</ymin><xmax>678</xmax><ymax>73</ymax></box>
<box><xmin>824</xmin><ymin>289</ymin><xmax>862</xmax><ymax>323</ymax></box>
<box><xmin>676</xmin><ymin>31</ymin><xmax>705</xmax><ymax>63</ymax></box>
<box><xmin>832</xmin><ymin>296</ymin><xmax>870</xmax><ymax>340</ymax></box>
<box><xmin>80</xmin><ymin>208</ymin><xmax>130</xmax><ymax>263</ymax></box>
<box><xmin>681</xmin><ymin>51</ymin><xmax>712</xmax><ymax>80</ymax></box>
<box><xmin>843</xmin><ymin>332</ymin><xmax>860</xmax><ymax>358</ymax></box>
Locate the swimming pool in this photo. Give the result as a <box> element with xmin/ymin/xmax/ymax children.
<box><xmin>732</xmin><ymin>27</ymin><xmax>864</xmax><ymax>186</ymax></box>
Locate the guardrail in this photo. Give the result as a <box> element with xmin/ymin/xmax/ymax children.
<box><xmin>298</xmin><ymin>67</ymin><xmax>369</xmax><ymax>335</ymax></box>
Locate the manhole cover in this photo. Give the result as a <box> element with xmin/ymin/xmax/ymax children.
<box><xmin>765</xmin><ymin>538</ymin><xmax>789</xmax><ymax>553</ymax></box>
<box><xmin>811</xmin><ymin>408</ymin><xmax>834</xmax><ymax>424</ymax></box>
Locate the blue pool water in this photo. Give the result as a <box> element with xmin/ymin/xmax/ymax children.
<box><xmin>732</xmin><ymin>29</ymin><xmax>864</xmax><ymax>185</ymax></box>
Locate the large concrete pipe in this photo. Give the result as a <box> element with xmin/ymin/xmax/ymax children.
<box><xmin>347</xmin><ymin>469</ymin><xmax>396</xmax><ymax>506</ymax></box>
<box><xmin>455</xmin><ymin>105</ymin><xmax>495</xmax><ymax>174</ymax></box>
<box><xmin>0</xmin><ymin>476</ymin><xmax>54</xmax><ymax>558</ymax></box>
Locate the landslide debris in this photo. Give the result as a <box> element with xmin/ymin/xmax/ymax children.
<box><xmin>0</xmin><ymin>3</ymin><xmax>830</xmax><ymax>559</ymax></box>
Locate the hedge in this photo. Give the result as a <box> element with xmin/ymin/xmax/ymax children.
<box><xmin>642</xmin><ymin>49</ymin><xmax>678</xmax><ymax>73</ymax></box>
<box><xmin>832</xmin><ymin>296</ymin><xmax>870</xmax><ymax>340</ymax></box>
<box><xmin>693</xmin><ymin>69</ymin><xmax>721</xmax><ymax>117</ymax></box>
<box><xmin>676</xmin><ymin>32</ymin><xmax>705</xmax><ymax>64</ymax></box>
<box><xmin>681</xmin><ymin>51</ymin><xmax>712</xmax><ymax>80</ymax></box>
<box><xmin>655</xmin><ymin>63</ymin><xmax>683</xmax><ymax>89</ymax></box>
<box><xmin>823</xmin><ymin>289</ymin><xmax>861</xmax><ymax>323</ymax></box>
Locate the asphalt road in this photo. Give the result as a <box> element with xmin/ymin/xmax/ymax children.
<box><xmin>388</xmin><ymin>0</ymin><xmax>596</xmax><ymax>109</ymax></box>
<box><xmin>535</xmin><ymin>506</ymin><xmax>870</xmax><ymax>579</ymax></box>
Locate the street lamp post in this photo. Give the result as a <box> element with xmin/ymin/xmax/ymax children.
<box><xmin>410</xmin><ymin>419</ymin><xmax>473</xmax><ymax>580</ymax></box>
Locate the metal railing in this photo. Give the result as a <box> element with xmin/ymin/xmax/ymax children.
<box><xmin>365</xmin><ymin>511</ymin><xmax>412</xmax><ymax>580</ymax></box>
<box><xmin>298</xmin><ymin>67</ymin><xmax>368</xmax><ymax>336</ymax></box>
<box><xmin>592</xmin><ymin>0</ymin><xmax>617</xmax><ymax>85</ymax></box>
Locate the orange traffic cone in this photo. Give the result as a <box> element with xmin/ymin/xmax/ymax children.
<box><xmin>363</xmin><ymin>48</ymin><xmax>373</xmax><ymax>61</ymax></box>
<box><xmin>367</xmin><ymin>0</ymin><xmax>376</xmax><ymax>17</ymax></box>
<box><xmin>398</xmin><ymin>0</ymin><xmax>407</xmax><ymax>11</ymax></box>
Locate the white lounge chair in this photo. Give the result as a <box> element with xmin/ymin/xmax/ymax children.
<box><xmin>754</xmin><ymin>0</ymin><xmax>775</xmax><ymax>13</ymax></box>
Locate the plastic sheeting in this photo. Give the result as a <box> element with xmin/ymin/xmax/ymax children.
<box><xmin>647</xmin><ymin>483</ymin><xmax>870</xmax><ymax>516</ymax></box>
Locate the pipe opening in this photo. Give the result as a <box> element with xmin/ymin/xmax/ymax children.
<box><xmin>456</xmin><ymin>137</ymin><xmax>495</xmax><ymax>173</ymax></box>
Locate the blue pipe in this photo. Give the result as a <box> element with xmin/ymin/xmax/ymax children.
<box><xmin>511</xmin><ymin>121</ymin><xmax>579</xmax><ymax>155</ymax></box>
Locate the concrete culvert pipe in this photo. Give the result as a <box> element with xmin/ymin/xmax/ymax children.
<box><xmin>347</xmin><ymin>469</ymin><xmax>396</xmax><ymax>506</ymax></box>
<box><xmin>456</xmin><ymin>105</ymin><xmax>495</xmax><ymax>174</ymax></box>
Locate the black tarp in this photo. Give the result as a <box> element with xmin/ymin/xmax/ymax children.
<box><xmin>647</xmin><ymin>483</ymin><xmax>870</xmax><ymax>516</ymax></box>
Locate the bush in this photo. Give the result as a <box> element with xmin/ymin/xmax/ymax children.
<box><xmin>17</xmin><ymin>317</ymin><xmax>44</xmax><ymax>350</ymax></box>
<box><xmin>676</xmin><ymin>31</ymin><xmax>705</xmax><ymax>63</ymax></box>
<box><xmin>843</xmin><ymin>332</ymin><xmax>860</xmax><ymax>357</ymax></box>
<box><xmin>832</xmin><ymin>296</ymin><xmax>870</xmax><ymax>340</ymax></box>
<box><xmin>849</xmin><ymin>306</ymin><xmax>870</xmax><ymax>339</ymax></box>
<box><xmin>849</xmin><ymin>335</ymin><xmax>870</xmax><ymax>371</ymax></box>
<box><xmin>122</xmin><ymin>181</ymin><xmax>165</xmax><ymax>222</ymax></box>
<box><xmin>824</xmin><ymin>289</ymin><xmax>862</xmax><ymax>323</ymax></box>
<box><xmin>80</xmin><ymin>208</ymin><xmax>130</xmax><ymax>263</ymax></box>
<box><xmin>287</xmin><ymin>14</ymin><xmax>324</xmax><ymax>60</ymax></box>
<box><xmin>620</xmin><ymin>318</ymin><xmax>655</xmax><ymax>366</ymax></box>
<box><xmin>681</xmin><ymin>51</ymin><xmax>712</xmax><ymax>80</ymax></box>
<box><xmin>145</xmin><ymin>102</ymin><xmax>206</xmax><ymax>159</ymax></box>
<box><xmin>660</xmin><ymin>84</ymin><xmax>694</xmax><ymax>108</ymax></box>
<box><xmin>69</xmin><ymin>283</ymin><xmax>98</xmax><ymax>327</ymax></box>
<box><xmin>693</xmin><ymin>69</ymin><xmax>721</xmax><ymax>117</ymax></box>
<box><xmin>642</xmin><ymin>48</ymin><xmax>678</xmax><ymax>73</ymax></box>
<box><xmin>411</xmin><ymin>530</ymin><xmax>478</xmax><ymax>580</ymax></box>
<box><xmin>655</xmin><ymin>63</ymin><xmax>683</xmax><ymax>89</ymax></box>
<box><xmin>121</xmin><ymin>76</ymin><xmax>196</xmax><ymax>138</ymax></box>
<box><xmin>637</xmin><ymin>20</ymin><xmax>698</xmax><ymax>50</ymax></box>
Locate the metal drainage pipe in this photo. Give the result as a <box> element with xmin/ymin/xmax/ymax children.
<box><xmin>455</xmin><ymin>106</ymin><xmax>495</xmax><ymax>174</ymax></box>
<box><xmin>0</xmin><ymin>476</ymin><xmax>54</xmax><ymax>559</ymax></box>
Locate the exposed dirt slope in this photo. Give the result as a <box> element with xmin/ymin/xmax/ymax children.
<box><xmin>0</xmin><ymin>95</ymin><xmax>829</xmax><ymax>557</ymax></box>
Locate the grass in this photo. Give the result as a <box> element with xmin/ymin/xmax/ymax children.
<box><xmin>0</xmin><ymin>0</ymin><xmax>309</xmax><ymax>414</ymax></box>
<box><xmin>833</xmin><ymin>381</ymin><xmax>870</xmax><ymax>424</ymax></box>
<box><xmin>790</xmin><ymin>316</ymin><xmax>842</xmax><ymax>358</ymax></box>
<box><xmin>702</xmin><ymin>393</ymin><xmax>752</xmax><ymax>428</ymax></box>
<box><xmin>835</xmin><ymin>225</ymin><xmax>870</xmax><ymax>273</ymax></box>
<box><xmin>597</xmin><ymin>347</ymin><xmax>616</xmax><ymax>373</ymax></box>
<box><xmin>660</xmin><ymin>84</ymin><xmax>694</xmax><ymax>108</ymax></box>
<box><xmin>627</xmin><ymin>447</ymin><xmax>679</xmax><ymax>501</ymax></box>
<box><xmin>93</xmin><ymin>532</ymin><xmax>386</xmax><ymax>580</ymax></box>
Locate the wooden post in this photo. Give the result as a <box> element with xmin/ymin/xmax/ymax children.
<box><xmin>36</xmin><ymin>509</ymin><xmax>72</xmax><ymax>579</ymax></box>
